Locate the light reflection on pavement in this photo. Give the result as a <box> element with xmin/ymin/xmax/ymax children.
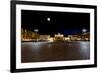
<box><xmin>21</xmin><ymin>41</ymin><xmax>90</xmax><ymax>63</ymax></box>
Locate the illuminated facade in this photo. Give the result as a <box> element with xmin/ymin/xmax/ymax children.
<box><xmin>54</xmin><ymin>33</ymin><xmax>64</xmax><ymax>41</ymax></box>
<box><xmin>67</xmin><ymin>32</ymin><xmax>90</xmax><ymax>41</ymax></box>
<box><xmin>81</xmin><ymin>32</ymin><xmax>90</xmax><ymax>41</ymax></box>
<box><xmin>32</xmin><ymin>32</ymin><xmax>40</xmax><ymax>41</ymax></box>
<box><xmin>21</xmin><ymin>29</ymin><xmax>32</xmax><ymax>41</ymax></box>
<box><xmin>39</xmin><ymin>35</ymin><xmax>50</xmax><ymax>41</ymax></box>
<box><xmin>48</xmin><ymin>37</ymin><xmax>54</xmax><ymax>42</ymax></box>
<box><xmin>21</xmin><ymin>29</ymin><xmax>90</xmax><ymax>42</ymax></box>
<box><xmin>64</xmin><ymin>37</ymin><xmax>70</xmax><ymax>41</ymax></box>
<box><xmin>21</xmin><ymin>29</ymin><xmax>39</xmax><ymax>41</ymax></box>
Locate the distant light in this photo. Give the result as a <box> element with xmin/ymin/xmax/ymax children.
<box><xmin>54</xmin><ymin>33</ymin><xmax>64</xmax><ymax>37</ymax></box>
<box><xmin>34</xmin><ymin>29</ymin><xmax>39</xmax><ymax>32</ymax></box>
<box><xmin>82</xmin><ymin>29</ymin><xmax>87</xmax><ymax>33</ymax></box>
<box><xmin>47</xmin><ymin>17</ymin><xmax>50</xmax><ymax>21</ymax></box>
<box><xmin>64</xmin><ymin>37</ymin><xmax>70</xmax><ymax>40</ymax></box>
<box><xmin>48</xmin><ymin>38</ymin><xmax>54</xmax><ymax>42</ymax></box>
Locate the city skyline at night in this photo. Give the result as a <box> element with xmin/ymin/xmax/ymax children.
<box><xmin>21</xmin><ymin>10</ymin><xmax>90</xmax><ymax>35</ymax></box>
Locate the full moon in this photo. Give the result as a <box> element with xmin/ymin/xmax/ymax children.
<box><xmin>47</xmin><ymin>17</ymin><xmax>50</xmax><ymax>21</ymax></box>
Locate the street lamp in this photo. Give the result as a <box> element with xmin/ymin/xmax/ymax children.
<box><xmin>82</xmin><ymin>29</ymin><xmax>87</xmax><ymax>33</ymax></box>
<box><xmin>34</xmin><ymin>29</ymin><xmax>39</xmax><ymax>32</ymax></box>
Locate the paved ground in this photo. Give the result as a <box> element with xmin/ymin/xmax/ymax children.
<box><xmin>21</xmin><ymin>41</ymin><xmax>90</xmax><ymax>63</ymax></box>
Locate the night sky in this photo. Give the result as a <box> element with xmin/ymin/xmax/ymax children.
<box><xmin>21</xmin><ymin>10</ymin><xmax>90</xmax><ymax>36</ymax></box>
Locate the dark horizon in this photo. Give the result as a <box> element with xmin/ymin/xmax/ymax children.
<box><xmin>21</xmin><ymin>10</ymin><xmax>90</xmax><ymax>35</ymax></box>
